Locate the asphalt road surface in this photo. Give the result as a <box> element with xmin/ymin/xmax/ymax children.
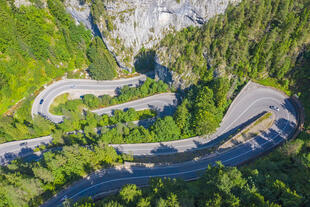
<box><xmin>91</xmin><ymin>93</ymin><xmax>177</xmax><ymax>117</ymax></box>
<box><xmin>0</xmin><ymin>136</ymin><xmax>52</xmax><ymax>165</ymax></box>
<box><xmin>43</xmin><ymin>92</ymin><xmax>298</xmax><ymax>207</ymax></box>
<box><xmin>0</xmin><ymin>77</ymin><xmax>299</xmax><ymax>205</ymax></box>
<box><xmin>111</xmin><ymin>81</ymin><xmax>298</xmax><ymax>155</ymax></box>
<box><xmin>41</xmin><ymin>81</ymin><xmax>299</xmax><ymax>206</ymax></box>
<box><xmin>32</xmin><ymin>75</ymin><xmax>148</xmax><ymax>123</ymax></box>
<box><xmin>0</xmin><ymin>81</ymin><xmax>298</xmax><ymax>165</ymax></box>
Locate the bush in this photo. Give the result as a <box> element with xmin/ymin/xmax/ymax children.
<box><xmin>87</xmin><ymin>36</ymin><xmax>117</xmax><ymax>80</ymax></box>
<box><xmin>151</xmin><ymin>116</ymin><xmax>181</xmax><ymax>141</ymax></box>
<box><xmin>83</xmin><ymin>94</ymin><xmax>100</xmax><ymax>109</ymax></box>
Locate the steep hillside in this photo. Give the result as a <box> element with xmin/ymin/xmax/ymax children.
<box><xmin>156</xmin><ymin>0</ymin><xmax>310</xmax><ymax>88</ymax></box>
<box><xmin>89</xmin><ymin>0</ymin><xmax>240</xmax><ymax>70</ymax></box>
<box><xmin>74</xmin><ymin>5</ymin><xmax>310</xmax><ymax>207</ymax></box>
<box><xmin>0</xmin><ymin>0</ymin><xmax>118</xmax><ymax>142</ymax></box>
<box><xmin>0</xmin><ymin>0</ymin><xmax>92</xmax><ymax>114</ymax></box>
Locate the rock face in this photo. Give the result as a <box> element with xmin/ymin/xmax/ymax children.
<box><xmin>97</xmin><ymin>0</ymin><xmax>240</xmax><ymax>71</ymax></box>
<box><xmin>65</xmin><ymin>1</ymin><xmax>92</xmax><ymax>31</ymax></box>
<box><xmin>14</xmin><ymin>0</ymin><xmax>33</xmax><ymax>7</ymax></box>
<box><xmin>14</xmin><ymin>0</ymin><xmax>240</xmax><ymax>85</ymax></box>
<box><xmin>154</xmin><ymin>55</ymin><xmax>186</xmax><ymax>89</ymax></box>
<box><xmin>63</xmin><ymin>0</ymin><xmax>240</xmax><ymax>85</ymax></box>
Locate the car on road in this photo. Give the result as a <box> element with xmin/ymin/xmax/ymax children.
<box><xmin>270</xmin><ymin>105</ymin><xmax>279</xmax><ymax>111</ymax></box>
<box><xmin>60</xmin><ymin>195</ymin><xmax>68</xmax><ymax>202</ymax></box>
<box><xmin>19</xmin><ymin>142</ymin><xmax>27</xmax><ymax>146</ymax></box>
<box><xmin>39</xmin><ymin>99</ymin><xmax>44</xmax><ymax>104</ymax></box>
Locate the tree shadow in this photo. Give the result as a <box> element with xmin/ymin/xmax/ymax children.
<box><xmin>148</xmin><ymin>103</ymin><xmax>177</xmax><ymax>118</ymax></box>
<box><xmin>89</xmin><ymin>10</ymin><xmax>102</xmax><ymax>38</ymax></box>
<box><xmin>150</xmin><ymin>143</ymin><xmax>178</xmax><ymax>155</ymax></box>
<box><xmin>1</xmin><ymin>141</ymin><xmax>52</xmax><ymax>165</ymax></box>
<box><xmin>273</xmin><ymin>117</ymin><xmax>297</xmax><ymax>138</ymax></box>
<box><xmin>134</xmin><ymin>49</ymin><xmax>156</xmax><ymax>76</ymax></box>
<box><xmin>136</xmin><ymin>118</ymin><xmax>156</xmax><ymax>128</ymax></box>
<box><xmin>281</xmin><ymin>98</ymin><xmax>298</xmax><ymax>118</ymax></box>
<box><xmin>203</xmin><ymin>111</ymin><xmax>268</xmax><ymax>148</ymax></box>
<box><xmin>1</xmin><ymin>147</ymin><xmax>34</xmax><ymax>165</ymax></box>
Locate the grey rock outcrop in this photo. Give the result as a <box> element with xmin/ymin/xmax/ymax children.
<box><xmin>14</xmin><ymin>0</ymin><xmax>33</xmax><ymax>7</ymax></box>
<box><xmin>97</xmin><ymin>0</ymin><xmax>240</xmax><ymax>70</ymax></box>
<box><xmin>64</xmin><ymin>0</ymin><xmax>93</xmax><ymax>33</ymax></box>
<box><xmin>63</xmin><ymin>0</ymin><xmax>240</xmax><ymax>84</ymax></box>
<box><xmin>154</xmin><ymin>55</ymin><xmax>189</xmax><ymax>90</ymax></box>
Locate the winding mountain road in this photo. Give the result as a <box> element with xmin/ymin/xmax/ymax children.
<box><xmin>0</xmin><ymin>79</ymin><xmax>299</xmax><ymax>166</ymax></box>
<box><xmin>1</xmin><ymin>76</ymin><xmax>177</xmax><ymax>165</ymax></box>
<box><xmin>42</xmin><ymin>79</ymin><xmax>299</xmax><ymax>206</ymax></box>
<box><xmin>112</xmin><ymin>81</ymin><xmax>298</xmax><ymax>155</ymax></box>
<box><xmin>32</xmin><ymin>75</ymin><xmax>148</xmax><ymax>123</ymax></box>
<box><xmin>0</xmin><ymin>75</ymin><xmax>300</xmax><ymax>205</ymax></box>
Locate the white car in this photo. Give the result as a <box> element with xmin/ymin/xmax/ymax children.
<box><xmin>270</xmin><ymin>105</ymin><xmax>279</xmax><ymax>111</ymax></box>
<box><xmin>61</xmin><ymin>195</ymin><xmax>68</xmax><ymax>202</ymax></box>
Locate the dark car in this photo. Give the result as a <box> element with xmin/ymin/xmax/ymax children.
<box><xmin>39</xmin><ymin>99</ymin><xmax>44</xmax><ymax>104</ymax></box>
<box><xmin>270</xmin><ymin>105</ymin><xmax>279</xmax><ymax>111</ymax></box>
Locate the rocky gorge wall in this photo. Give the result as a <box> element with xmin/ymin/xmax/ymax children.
<box><xmin>98</xmin><ymin>0</ymin><xmax>240</xmax><ymax>72</ymax></box>
<box><xmin>64</xmin><ymin>0</ymin><xmax>239</xmax><ymax>71</ymax></box>
<box><xmin>35</xmin><ymin>0</ymin><xmax>242</xmax><ymax>88</ymax></box>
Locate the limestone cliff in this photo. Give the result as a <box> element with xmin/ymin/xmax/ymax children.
<box><xmin>96</xmin><ymin>0</ymin><xmax>240</xmax><ymax>71</ymax></box>
<box><xmin>62</xmin><ymin>0</ymin><xmax>240</xmax><ymax>84</ymax></box>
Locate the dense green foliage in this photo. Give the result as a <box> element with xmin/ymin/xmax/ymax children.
<box><xmin>173</xmin><ymin>77</ymin><xmax>231</xmax><ymax>138</ymax></box>
<box><xmin>86</xmin><ymin>0</ymin><xmax>104</xmax><ymax>24</ymax></box>
<box><xmin>0</xmin><ymin>0</ymin><xmax>92</xmax><ymax>114</ymax></box>
<box><xmin>52</xmin><ymin>78</ymin><xmax>169</xmax><ymax>114</ymax></box>
<box><xmin>293</xmin><ymin>47</ymin><xmax>310</xmax><ymax>125</ymax></box>
<box><xmin>0</xmin><ymin>102</ymin><xmax>56</xmax><ymax>143</ymax></box>
<box><xmin>159</xmin><ymin>0</ymin><xmax>310</xmax><ymax>85</ymax></box>
<box><xmin>0</xmin><ymin>78</ymin><xmax>168</xmax><ymax>144</ymax></box>
<box><xmin>0</xmin><ymin>143</ymin><xmax>126</xmax><ymax>207</ymax></box>
<box><xmin>87</xmin><ymin>36</ymin><xmax>117</xmax><ymax>80</ymax></box>
<box><xmin>0</xmin><ymin>0</ymin><xmax>309</xmax><ymax>206</ymax></box>
<box><xmin>97</xmin><ymin>115</ymin><xmax>179</xmax><ymax>144</ymax></box>
<box><xmin>150</xmin><ymin>116</ymin><xmax>181</xmax><ymax>141</ymax></box>
<box><xmin>53</xmin><ymin>108</ymin><xmax>156</xmax><ymax>145</ymax></box>
<box><xmin>52</xmin><ymin>110</ymin><xmax>178</xmax><ymax>145</ymax></box>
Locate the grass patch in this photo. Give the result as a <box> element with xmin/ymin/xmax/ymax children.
<box><xmin>253</xmin><ymin>112</ymin><xmax>272</xmax><ymax>127</ymax></box>
<box><xmin>254</xmin><ymin>78</ymin><xmax>291</xmax><ymax>95</ymax></box>
<box><xmin>221</xmin><ymin>112</ymin><xmax>274</xmax><ymax>150</ymax></box>
<box><xmin>242</xmin><ymin>112</ymin><xmax>272</xmax><ymax>135</ymax></box>
<box><xmin>49</xmin><ymin>93</ymin><xmax>69</xmax><ymax>115</ymax></box>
